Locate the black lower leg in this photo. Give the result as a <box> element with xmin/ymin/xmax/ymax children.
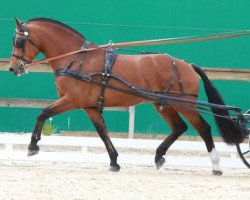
<box><xmin>198</xmin><ymin>117</ymin><xmax>215</xmax><ymax>152</ymax></box>
<box><xmin>153</xmin><ymin>106</ymin><xmax>188</xmax><ymax>169</ymax></box>
<box><xmin>86</xmin><ymin>108</ymin><xmax>120</xmax><ymax>171</ymax></box>
<box><xmin>155</xmin><ymin>124</ymin><xmax>187</xmax><ymax>163</ymax></box>
<box><xmin>94</xmin><ymin>122</ymin><xmax>120</xmax><ymax>169</ymax></box>
<box><xmin>28</xmin><ymin>107</ymin><xmax>53</xmax><ymax>156</ymax></box>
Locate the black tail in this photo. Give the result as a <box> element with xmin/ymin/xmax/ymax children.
<box><xmin>192</xmin><ymin>64</ymin><xmax>244</xmax><ymax>144</ymax></box>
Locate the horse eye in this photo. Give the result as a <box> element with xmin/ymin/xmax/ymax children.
<box><xmin>13</xmin><ymin>38</ymin><xmax>25</xmax><ymax>48</ymax></box>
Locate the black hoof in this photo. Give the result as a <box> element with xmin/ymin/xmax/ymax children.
<box><xmin>27</xmin><ymin>145</ymin><xmax>40</xmax><ymax>156</ymax></box>
<box><xmin>212</xmin><ymin>170</ymin><xmax>223</xmax><ymax>176</ymax></box>
<box><xmin>108</xmin><ymin>164</ymin><xmax>121</xmax><ymax>172</ymax></box>
<box><xmin>155</xmin><ymin>157</ymin><xmax>165</xmax><ymax>170</ymax></box>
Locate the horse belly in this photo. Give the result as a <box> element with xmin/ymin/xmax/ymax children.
<box><xmin>104</xmin><ymin>88</ymin><xmax>146</xmax><ymax>107</ymax></box>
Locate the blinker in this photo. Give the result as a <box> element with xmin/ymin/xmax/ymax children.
<box><xmin>13</xmin><ymin>38</ymin><xmax>26</xmax><ymax>49</ymax></box>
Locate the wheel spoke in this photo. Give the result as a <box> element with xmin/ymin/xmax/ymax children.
<box><xmin>242</xmin><ymin>150</ymin><xmax>250</xmax><ymax>155</ymax></box>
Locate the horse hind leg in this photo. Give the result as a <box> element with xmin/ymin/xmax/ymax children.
<box><xmin>180</xmin><ymin>109</ymin><xmax>222</xmax><ymax>175</ymax></box>
<box><xmin>154</xmin><ymin>106</ymin><xmax>188</xmax><ymax>169</ymax></box>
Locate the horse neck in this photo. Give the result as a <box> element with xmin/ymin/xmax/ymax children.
<box><xmin>29</xmin><ymin>22</ymin><xmax>89</xmax><ymax>71</ymax></box>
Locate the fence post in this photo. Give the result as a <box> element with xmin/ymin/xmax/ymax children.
<box><xmin>128</xmin><ymin>106</ymin><xmax>135</xmax><ymax>138</ymax></box>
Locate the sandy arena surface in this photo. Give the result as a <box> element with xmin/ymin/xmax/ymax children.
<box><xmin>0</xmin><ymin>161</ymin><xmax>249</xmax><ymax>200</ymax></box>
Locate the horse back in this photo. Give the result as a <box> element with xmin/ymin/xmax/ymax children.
<box><xmin>112</xmin><ymin>53</ymin><xmax>199</xmax><ymax>96</ymax></box>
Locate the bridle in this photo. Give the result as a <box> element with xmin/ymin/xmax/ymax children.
<box><xmin>12</xmin><ymin>23</ymin><xmax>40</xmax><ymax>68</ymax></box>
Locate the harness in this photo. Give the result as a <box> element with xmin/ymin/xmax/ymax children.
<box><xmin>55</xmin><ymin>42</ymin><xmax>117</xmax><ymax>113</ymax></box>
<box><xmin>55</xmin><ymin>41</ymin><xmax>198</xmax><ymax>113</ymax></box>
<box><xmin>97</xmin><ymin>47</ymin><xmax>117</xmax><ymax>112</ymax></box>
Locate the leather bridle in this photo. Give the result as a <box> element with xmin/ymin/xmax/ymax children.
<box><xmin>12</xmin><ymin>23</ymin><xmax>40</xmax><ymax>66</ymax></box>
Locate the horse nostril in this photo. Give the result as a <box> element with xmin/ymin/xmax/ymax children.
<box><xmin>9</xmin><ymin>67</ymin><xmax>14</xmax><ymax>72</ymax></box>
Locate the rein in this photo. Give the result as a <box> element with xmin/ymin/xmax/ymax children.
<box><xmin>26</xmin><ymin>30</ymin><xmax>250</xmax><ymax>68</ymax></box>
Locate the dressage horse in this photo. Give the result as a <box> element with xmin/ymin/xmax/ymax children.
<box><xmin>9</xmin><ymin>18</ymin><xmax>245</xmax><ymax>175</ymax></box>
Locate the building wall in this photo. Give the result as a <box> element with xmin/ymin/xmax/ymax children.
<box><xmin>0</xmin><ymin>0</ymin><xmax>249</xmax><ymax>135</ymax></box>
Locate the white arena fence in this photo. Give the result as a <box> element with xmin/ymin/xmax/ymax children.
<box><xmin>0</xmin><ymin>134</ymin><xmax>247</xmax><ymax>169</ymax></box>
<box><xmin>0</xmin><ymin>98</ymin><xmax>136</xmax><ymax>139</ymax></box>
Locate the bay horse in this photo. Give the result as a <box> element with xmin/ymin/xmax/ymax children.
<box><xmin>9</xmin><ymin>18</ymin><xmax>245</xmax><ymax>175</ymax></box>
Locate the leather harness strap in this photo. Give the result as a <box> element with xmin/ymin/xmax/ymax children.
<box><xmin>164</xmin><ymin>55</ymin><xmax>197</xmax><ymax>97</ymax></box>
<box><xmin>55</xmin><ymin>43</ymin><xmax>117</xmax><ymax>113</ymax></box>
<box><xmin>156</xmin><ymin>54</ymin><xmax>198</xmax><ymax>110</ymax></box>
<box><xmin>98</xmin><ymin>47</ymin><xmax>117</xmax><ymax>112</ymax></box>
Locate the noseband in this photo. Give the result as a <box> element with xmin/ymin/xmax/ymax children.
<box><xmin>12</xmin><ymin>23</ymin><xmax>40</xmax><ymax>65</ymax></box>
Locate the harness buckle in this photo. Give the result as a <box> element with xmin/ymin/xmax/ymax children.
<box><xmin>108</xmin><ymin>40</ymin><xmax>114</xmax><ymax>47</ymax></box>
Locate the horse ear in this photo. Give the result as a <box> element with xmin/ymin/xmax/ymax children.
<box><xmin>15</xmin><ymin>17</ymin><xmax>23</xmax><ymax>31</ymax></box>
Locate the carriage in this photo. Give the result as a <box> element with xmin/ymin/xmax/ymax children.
<box><xmin>236</xmin><ymin>110</ymin><xmax>250</xmax><ymax>168</ymax></box>
<box><xmin>9</xmin><ymin>17</ymin><xmax>250</xmax><ymax>173</ymax></box>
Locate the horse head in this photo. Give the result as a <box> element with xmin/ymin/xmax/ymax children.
<box><xmin>9</xmin><ymin>18</ymin><xmax>40</xmax><ymax>75</ymax></box>
<box><xmin>9</xmin><ymin>17</ymin><xmax>86</xmax><ymax>76</ymax></box>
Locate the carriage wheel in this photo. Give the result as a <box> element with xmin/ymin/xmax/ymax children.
<box><xmin>236</xmin><ymin>135</ymin><xmax>250</xmax><ymax>168</ymax></box>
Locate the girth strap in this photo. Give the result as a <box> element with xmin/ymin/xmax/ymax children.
<box><xmin>55</xmin><ymin>67</ymin><xmax>91</xmax><ymax>81</ymax></box>
<box><xmin>98</xmin><ymin>47</ymin><xmax>117</xmax><ymax>113</ymax></box>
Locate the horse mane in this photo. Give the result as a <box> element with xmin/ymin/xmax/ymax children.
<box><xmin>27</xmin><ymin>18</ymin><xmax>85</xmax><ymax>39</ymax></box>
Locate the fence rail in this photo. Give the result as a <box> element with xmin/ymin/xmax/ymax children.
<box><xmin>0</xmin><ymin>134</ymin><xmax>247</xmax><ymax>168</ymax></box>
<box><xmin>0</xmin><ymin>97</ymin><xmax>135</xmax><ymax>138</ymax></box>
<box><xmin>1</xmin><ymin>59</ymin><xmax>250</xmax><ymax>81</ymax></box>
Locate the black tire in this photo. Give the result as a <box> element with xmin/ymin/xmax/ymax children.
<box><xmin>236</xmin><ymin>137</ymin><xmax>250</xmax><ymax>168</ymax></box>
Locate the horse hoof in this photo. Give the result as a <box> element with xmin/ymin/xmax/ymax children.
<box><xmin>27</xmin><ymin>149</ymin><xmax>39</xmax><ymax>156</ymax></box>
<box><xmin>27</xmin><ymin>145</ymin><xmax>40</xmax><ymax>156</ymax></box>
<box><xmin>155</xmin><ymin>157</ymin><xmax>165</xmax><ymax>170</ymax></box>
<box><xmin>212</xmin><ymin>170</ymin><xmax>223</xmax><ymax>176</ymax></box>
<box><xmin>108</xmin><ymin>165</ymin><xmax>121</xmax><ymax>172</ymax></box>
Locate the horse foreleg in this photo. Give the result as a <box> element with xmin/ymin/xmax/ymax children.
<box><xmin>28</xmin><ymin>98</ymin><xmax>73</xmax><ymax>156</ymax></box>
<box><xmin>85</xmin><ymin>108</ymin><xmax>120</xmax><ymax>172</ymax></box>
<box><xmin>154</xmin><ymin>106</ymin><xmax>188</xmax><ymax>169</ymax></box>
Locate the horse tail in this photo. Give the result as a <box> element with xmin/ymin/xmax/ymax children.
<box><xmin>191</xmin><ymin>64</ymin><xmax>244</xmax><ymax>144</ymax></box>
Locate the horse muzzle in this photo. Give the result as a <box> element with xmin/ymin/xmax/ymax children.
<box><xmin>9</xmin><ymin>62</ymin><xmax>28</xmax><ymax>76</ymax></box>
